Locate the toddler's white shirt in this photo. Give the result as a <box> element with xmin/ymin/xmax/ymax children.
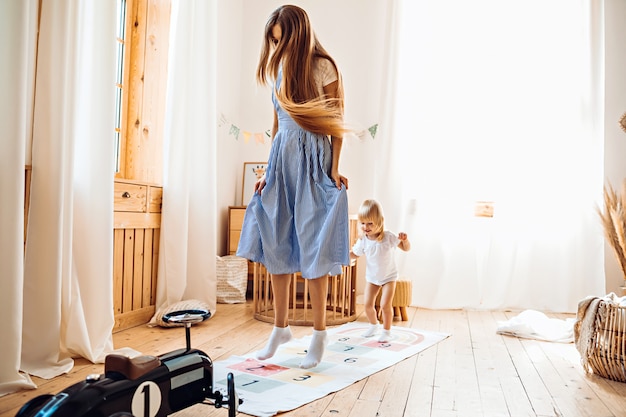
<box><xmin>351</xmin><ymin>231</ymin><xmax>400</xmax><ymax>285</ymax></box>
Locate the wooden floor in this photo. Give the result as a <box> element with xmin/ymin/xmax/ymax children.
<box><xmin>2</xmin><ymin>302</ymin><xmax>626</xmax><ymax>417</ymax></box>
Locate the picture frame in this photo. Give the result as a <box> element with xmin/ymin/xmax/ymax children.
<box><xmin>474</xmin><ymin>201</ymin><xmax>495</xmax><ymax>218</ymax></box>
<box><xmin>242</xmin><ymin>162</ymin><xmax>267</xmax><ymax>204</ymax></box>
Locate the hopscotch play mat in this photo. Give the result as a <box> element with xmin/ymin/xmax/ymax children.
<box><xmin>212</xmin><ymin>322</ymin><xmax>450</xmax><ymax>417</ymax></box>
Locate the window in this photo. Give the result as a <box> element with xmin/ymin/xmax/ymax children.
<box><xmin>113</xmin><ymin>0</ymin><xmax>171</xmax><ymax>183</ymax></box>
<box><xmin>114</xmin><ymin>0</ymin><xmax>128</xmax><ymax>175</ymax></box>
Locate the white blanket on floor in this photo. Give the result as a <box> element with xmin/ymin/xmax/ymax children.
<box><xmin>496</xmin><ymin>310</ymin><xmax>575</xmax><ymax>343</ymax></box>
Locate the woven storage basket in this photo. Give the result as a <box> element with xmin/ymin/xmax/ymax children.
<box><xmin>375</xmin><ymin>279</ymin><xmax>412</xmax><ymax>321</ymax></box>
<box><xmin>582</xmin><ymin>301</ymin><xmax>626</xmax><ymax>382</ymax></box>
<box><xmin>216</xmin><ymin>255</ymin><xmax>248</xmax><ymax>303</ymax></box>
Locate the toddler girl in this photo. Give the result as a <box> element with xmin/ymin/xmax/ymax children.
<box><xmin>350</xmin><ymin>199</ymin><xmax>411</xmax><ymax>342</ymax></box>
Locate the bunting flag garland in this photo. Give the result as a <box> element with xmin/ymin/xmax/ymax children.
<box><xmin>219</xmin><ymin>113</ymin><xmax>270</xmax><ymax>144</ymax></box>
<box><xmin>229</xmin><ymin>124</ymin><xmax>241</xmax><ymax>140</ymax></box>
<box><xmin>218</xmin><ymin>113</ymin><xmax>228</xmax><ymax>128</ymax></box>
<box><xmin>219</xmin><ymin>113</ymin><xmax>379</xmax><ymax>143</ymax></box>
<box><xmin>353</xmin><ymin>123</ymin><xmax>379</xmax><ymax>140</ymax></box>
<box><xmin>255</xmin><ymin>133</ymin><xmax>267</xmax><ymax>144</ymax></box>
<box><xmin>368</xmin><ymin>123</ymin><xmax>378</xmax><ymax>139</ymax></box>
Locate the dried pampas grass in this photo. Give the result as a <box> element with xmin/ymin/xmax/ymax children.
<box><xmin>599</xmin><ymin>180</ymin><xmax>626</xmax><ymax>278</ymax></box>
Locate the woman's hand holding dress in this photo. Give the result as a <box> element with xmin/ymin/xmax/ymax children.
<box><xmin>330</xmin><ymin>170</ymin><xmax>348</xmax><ymax>190</ymax></box>
<box><xmin>255</xmin><ymin>174</ymin><xmax>267</xmax><ymax>195</ymax></box>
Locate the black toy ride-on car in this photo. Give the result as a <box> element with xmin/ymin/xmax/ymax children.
<box><xmin>15</xmin><ymin>309</ymin><xmax>241</xmax><ymax>417</ymax></box>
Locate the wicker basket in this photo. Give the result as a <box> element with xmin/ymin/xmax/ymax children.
<box><xmin>581</xmin><ymin>301</ymin><xmax>626</xmax><ymax>382</ymax></box>
<box><xmin>375</xmin><ymin>279</ymin><xmax>412</xmax><ymax>321</ymax></box>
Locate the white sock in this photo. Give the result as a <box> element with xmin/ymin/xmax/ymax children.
<box><xmin>362</xmin><ymin>323</ymin><xmax>380</xmax><ymax>338</ymax></box>
<box><xmin>378</xmin><ymin>330</ymin><xmax>391</xmax><ymax>343</ymax></box>
<box><xmin>255</xmin><ymin>326</ymin><xmax>292</xmax><ymax>360</ymax></box>
<box><xmin>300</xmin><ymin>330</ymin><xmax>328</xmax><ymax>369</ymax></box>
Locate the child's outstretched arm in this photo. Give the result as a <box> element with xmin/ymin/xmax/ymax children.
<box><xmin>350</xmin><ymin>237</ymin><xmax>364</xmax><ymax>260</ymax></box>
<box><xmin>397</xmin><ymin>232</ymin><xmax>411</xmax><ymax>252</ymax></box>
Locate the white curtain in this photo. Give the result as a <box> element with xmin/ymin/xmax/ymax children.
<box><xmin>1</xmin><ymin>0</ymin><xmax>217</xmax><ymax>398</ymax></box>
<box><xmin>377</xmin><ymin>0</ymin><xmax>606</xmax><ymax>312</ymax></box>
<box><xmin>0</xmin><ymin>0</ymin><xmax>38</xmax><ymax>395</ymax></box>
<box><xmin>0</xmin><ymin>0</ymin><xmax>130</xmax><ymax>396</ymax></box>
<box><xmin>152</xmin><ymin>0</ymin><xmax>218</xmax><ymax>317</ymax></box>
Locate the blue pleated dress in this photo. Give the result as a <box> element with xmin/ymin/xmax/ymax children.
<box><xmin>236</xmin><ymin>70</ymin><xmax>349</xmax><ymax>278</ymax></box>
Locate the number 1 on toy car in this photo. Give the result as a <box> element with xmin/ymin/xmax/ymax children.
<box><xmin>131</xmin><ymin>381</ymin><xmax>161</xmax><ymax>417</ymax></box>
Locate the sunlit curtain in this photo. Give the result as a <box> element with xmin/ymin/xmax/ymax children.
<box><xmin>22</xmin><ymin>0</ymin><xmax>121</xmax><ymax>375</ymax></box>
<box><xmin>377</xmin><ymin>0</ymin><xmax>605</xmax><ymax>312</ymax></box>
<box><xmin>0</xmin><ymin>0</ymin><xmax>38</xmax><ymax>395</ymax></box>
<box><xmin>0</xmin><ymin>0</ymin><xmax>127</xmax><ymax>396</ymax></box>
<box><xmin>152</xmin><ymin>0</ymin><xmax>218</xmax><ymax>317</ymax></box>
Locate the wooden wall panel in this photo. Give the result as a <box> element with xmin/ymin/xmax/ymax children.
<box><xmin>113</xmin><ymin>180</ymin><xmax>162</xmax><ymax>332</ymax></box>
<box><xmin>123</xmin><ymin>0</ymin><xmax>170</xmax><ymax>184</ymax></box>
<box><xmin>113</xmin><ymin>230</ymin><xmax>125</xmax><ymax>315</ymax></box>
<box><xmin>141</xmin><ymin>228</ymin><xmax>154</xmax><ymax>308</ymax></box>
<box><xmin>114</xmin><ymin>227</ymin><xmax>159</xmax><ymax>332</ymax></box>
<box><xmin>122</xmin><ymin>0</ymin><xmax>147</xmax><ymax>180</ymax></box>
<box><xmin>151</xmin><ymin>228</ymin><xmax>160</xmax><ymax>305</ymax></box>
<box><xmin>132</xmin><ymin>228</ymin><xmax>145</xmax><ymax>310</ymax></box>
<box><xmin>122</xmin><ymin>230</ymin><xmax>135</xmax><ymax>313</ymax></box>
<box><xmin>112</xmin><ymin>0</ymin><xmax>170</xmax><ymax>330</ymax></box>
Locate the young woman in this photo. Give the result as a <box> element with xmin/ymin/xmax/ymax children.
<box><xmin>350</xmin><ymin>200</ymin><xmax>411</xmax><ymax>342</ymax></box>
<box><xmin>236</xmin><ymin>5</ymin><xmax>349</xmax><ymax>369</ymax></box>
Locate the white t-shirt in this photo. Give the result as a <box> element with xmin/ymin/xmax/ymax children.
<box><xmin>351</xmin><ymin>231</ymin><xmax>400</xmax><ymax>286</ymax></box>
<box><xmin>314</xmin><ymin>58</ymin><xmax>338</xmax><ymax>96</ymax></box>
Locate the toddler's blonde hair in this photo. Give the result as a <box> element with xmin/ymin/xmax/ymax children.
<box><xmin>358</xmin><ymin>199</ymin><xmax>385</xmax><ymax>242</ymax></box>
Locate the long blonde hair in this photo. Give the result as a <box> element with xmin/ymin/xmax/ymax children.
<box><xmin>256</xmin><ymin>5</ymin><xmax>346</xmax><ymax>138</ymax></box>
<box><xmin>358</xmin><ymin>199</ymin><xmax>385</xmax><ymax>242</ymax></box>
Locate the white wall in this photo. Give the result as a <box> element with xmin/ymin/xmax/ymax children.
<box><xmin>603</xmin><ymin>0</ymin><xmax>626</xmax><ymax>294</ymax></box>
<box><xmin>215</xmin><ymin>0</ymin><xmax>626</xmax><ymax>295</ymax></box>
<box><xmin>216</xmin><ymin>0</ymin><xmax>392</xmax><ymax>256</ymax></box>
